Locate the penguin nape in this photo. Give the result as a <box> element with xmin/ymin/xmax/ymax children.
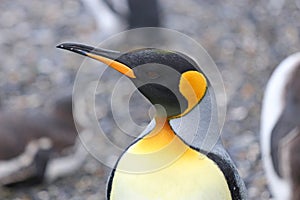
<box><xmin>261</xmin><ymin>53</ymin><xmax>300</xmax><ymax>200</ymax></box>
<box><xmin>57</xmin><ymin>43</ymin><xmax>247</xmax><ymax>200</ymax></box>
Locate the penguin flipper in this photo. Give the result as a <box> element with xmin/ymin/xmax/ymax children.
<box><xmin>208</xmin><ymin>141</ymin><xmax>247</xmax><ymax>200</ymax></box>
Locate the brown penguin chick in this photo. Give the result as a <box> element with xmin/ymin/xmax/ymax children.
<box><xmin>0</xmin><ymin>95</ymin><xmax>87</xmax><ymax>187</ymax></box>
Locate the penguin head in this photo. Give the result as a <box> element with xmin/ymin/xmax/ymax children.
<box><xmin>57</xmin><ymin>43</ymin><xmax>208</xmax><ymax>118</ymax></box>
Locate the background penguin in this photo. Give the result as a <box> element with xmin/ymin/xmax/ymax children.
<box><xmin>0</xmin><ymin>95</ymin><xmax>87</xmax><ymax>187</ymax></box>
<box><xmin>81</xmin><ymin>0</ymin><xmax>161</xmax><ymax>39</ymax></box>
<box><xmin>102</xmin><ymin>0</ymin><xmax>161</xmax><ymax>28</ymax></box>
<box><xmin>58</xmin><ymin>43</ymin><xmax>247</xmax><ymax>200</ymax></box>
<box><xmin>261</xmin><ymin>53</ymin><xmax>300</xmax><ymax>200</ymax></box>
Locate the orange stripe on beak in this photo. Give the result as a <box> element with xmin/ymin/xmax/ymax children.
<box><xmin>86</xmin><ymin>53</ymin><xmax>136</xmax><ymax>78</ymax></box>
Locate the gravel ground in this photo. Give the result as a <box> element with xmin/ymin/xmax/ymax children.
<box><xmin>0</xmin><ymin>0</ymin><xmax>300</xmax><ymax>199</ymax></box>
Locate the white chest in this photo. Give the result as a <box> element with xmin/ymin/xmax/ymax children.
<box><xmin>109</xmin><ymin>148</ymin><xmax>231</xmax><ymax>200</ymax></box>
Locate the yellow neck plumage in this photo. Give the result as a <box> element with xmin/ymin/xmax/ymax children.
<box><xmin>109</xmin><ymin>117</ymin><xmax>232</xmax><ymax>200</ymax></box>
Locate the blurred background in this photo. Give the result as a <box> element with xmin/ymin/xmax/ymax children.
<box><xmin>0</xmin><ymin>0</ymin><xmax>299</xmax><ymax>199</ymax></box>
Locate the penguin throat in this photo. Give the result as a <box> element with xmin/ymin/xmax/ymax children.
<box><xmin>133</xmin><ymin>117</ymin><xmax>187</xmax><ymax>154</ymax></box>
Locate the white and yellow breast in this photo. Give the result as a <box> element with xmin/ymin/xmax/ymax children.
<box><xmin>109</xmin><ymin>121</ymin><xmax>231</xmax><ymax>200</ymax></box>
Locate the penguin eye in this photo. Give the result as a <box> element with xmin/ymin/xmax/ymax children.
<box><xmin>147</xmin><ymin>71</ymin><xmax>160</xmax><ymax>79</ymax></box>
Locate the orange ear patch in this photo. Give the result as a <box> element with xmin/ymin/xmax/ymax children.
<box><xmin>177</xmin><ymin>70</ymin><xmax>207</xmax><ymax>117</ymax></box>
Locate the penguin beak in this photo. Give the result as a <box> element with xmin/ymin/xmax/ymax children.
<box><xmin>56</xmin><ymin>43</ymin><xmax>136</xmax><ymax>78</ymax></box>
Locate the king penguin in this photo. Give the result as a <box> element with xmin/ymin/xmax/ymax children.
<box><xmin>261</xmin><ymin>53</ymin><xmax>300</xmax><ymax>200</ymax></box>
<box><xmin>57</xmin><ymin>43</ymin><xmax>247</xmax><ymax>200</ymax></box>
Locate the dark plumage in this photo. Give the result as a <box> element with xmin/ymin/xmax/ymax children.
<box><xmin>0</xmin><ymin>95</ymin><xmax>84</xmax><ymax>187</ymax></box>
<box><xmin>261</xmin><ymin>53</ymin><xmax>300</xmax><ymax>200</ymax></box>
